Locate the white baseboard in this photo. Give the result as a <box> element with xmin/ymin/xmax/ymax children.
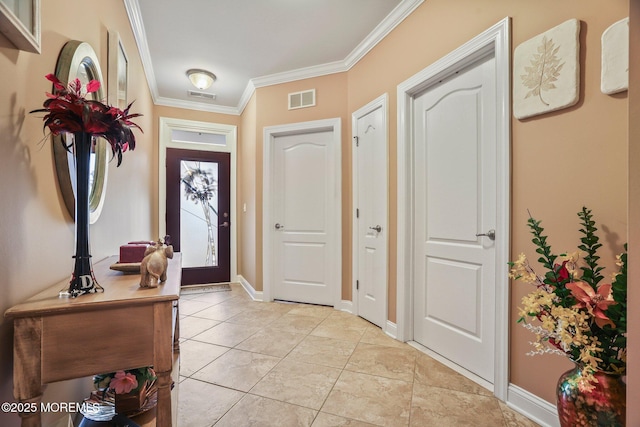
<box><xmin>507</xmin><ymin>384</ymin><xmax>559</xmax><ymax>427</ymax></box>
<box><xmin>338</xmin><ymin>300</ymin><xmax>354</xmax><ymax>313</ymax></box>
<box><xmin>237</xmin><ymin>275</ymin><xmax>263</xmax><ymax>301</ymax></box>
<box><xmin>384</xmin><ymin>320</ymin><xmax>398</xmax><ymax>339</ymax></box>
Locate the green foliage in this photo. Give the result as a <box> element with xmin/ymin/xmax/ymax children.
<box><xmin>525</xmin><ymin>214</ymin><xmax>572</xmax><ymax>301</ymax></box>
<box><xmin>526</xmin><ymin>217</ymin><xmax>557</xmax><ymax>278</ymax></box>
<box><xmin>577</xmin><ymin>207</ymin><xmax>604</xmax><ymax>287</ymax></box>
<box><xmin>516</xmin><ymin>207</ymin><xmax>627</xmax><ymax>376</ymax></box>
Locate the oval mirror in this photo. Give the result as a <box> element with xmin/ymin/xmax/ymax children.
<box><xmin>53</xmin><ymin>40</ymin><xmax>109</xmax><ymax>224</ymax></box>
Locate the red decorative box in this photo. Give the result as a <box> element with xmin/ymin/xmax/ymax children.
<box><xmin>119</xmin><ymin>241</ymin><xmax>154</xmax><ymax>263</ymax></box>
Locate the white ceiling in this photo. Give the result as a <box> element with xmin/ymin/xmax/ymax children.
<box><xmin>125</xmin><ymin>0</ymin><xmax>422</xmax><ymax>115</ymax></box>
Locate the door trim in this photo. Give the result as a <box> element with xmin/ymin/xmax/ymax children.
<box><xmin>263</xmin><ymin>118</ymin><xmax>342</xmax><ymax>305</ymax></box>
<box><xmin>159</xmin><ymin>117</ymin><xmax>238</xmax><ymax>281</ymax></box>
<box><xmin>396</xmin><ymin>17</ymin><xmax>511</xmax><ymax>400</ymax></box>
<box><xmin>351</xmin><ymin>93</ymin><xmax>389</xmax><ymax>328</ymax></box>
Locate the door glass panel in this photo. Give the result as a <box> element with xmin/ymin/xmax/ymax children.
<box><xmin>180</xmin><ymin>161</ymin><xmax>219</xmax><ymax>267</ymax></box>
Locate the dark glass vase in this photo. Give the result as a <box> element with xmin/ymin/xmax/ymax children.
<box><xmin>67</xmin><ymin>132</ymin><xmax>103</xmax><ymax>297</ymax></box>
<box><xmin>557</xmin><ymin>364</ymin><xmax>626</xmax><ymax>427</ymax></box>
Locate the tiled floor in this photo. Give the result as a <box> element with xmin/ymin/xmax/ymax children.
<box><xmin>177</xmin><ymin>284</ymin><xmax>539</xmax><ymax>427</ymax></box>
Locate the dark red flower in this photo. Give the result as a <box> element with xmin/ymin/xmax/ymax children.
<box><xmin>554</xmin><ymin>261</ymin><xmax>570</xmax><ymax>283</ymax></box>
<box><xmin>32</xmin><ymin>74</ymin><xmax>142</xmax><ymax>166</ymax></box>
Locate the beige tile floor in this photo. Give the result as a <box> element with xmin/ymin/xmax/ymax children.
<box><xmin>177</xmin><ymin>284</ymin><xmax>539</xmax><ymax>427</ymax></box>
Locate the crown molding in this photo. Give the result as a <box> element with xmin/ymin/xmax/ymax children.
<box><xmin>238</xmin><ymin>0</ymin><xmax>423</xmax><ymax>114</ymax></box>
<box><xmin>155</xmin><ymin>96</ymin><xmax>241</xmax><ymax>116</ymax></box>
<box><xmin>344</xmin><ymin>0</ymin><xmax>424</xmax><ymax>68</ymax></box>
<box><xmin>125</xmin><ymin>0</ymin><xmax>423</xmax><ymax>115</ymax></box>
<box><xmin>237</xmin><ymin>80</ymin><xmax>256</xmax><ymax>115</ymax></box>
<box><xmin>236</xmin><ymin>60</ymin><xmax>346</xmax><ymax>115</ymax></box>
<box><xmin>124</xmin><ymin>0</ymin><xmax>159</xmax><ymax>103</ymax></box>
<box><xmin>251</xmin><ymin>60</ymin><xmax>347</xmax><ymax>89</ymax></box>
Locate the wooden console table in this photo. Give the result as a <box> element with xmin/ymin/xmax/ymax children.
<box><xmin>4</xmin><ymin>254</ymin><xmax>181</xmax><ymax>427</ymax></box>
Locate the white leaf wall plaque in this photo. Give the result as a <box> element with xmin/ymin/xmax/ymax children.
<box><xmin>513</xmin><ymin>19</ymin><xmax>580</xmax><ymax>120</ymax></box>
<box><xmin>601</xmin><ymin>17</ymin><xmax>629</xmax><ymax>95</ymax></box>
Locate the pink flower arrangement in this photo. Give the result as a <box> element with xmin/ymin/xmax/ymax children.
<box><xmin>94</xmin><ymin>367</ymin><xmax>155</xmax><ymax>395</ymax></box>
<box><xmin>109</xmin><ymin>371</ymin><xmax>138</xmax><ymax>394</ymax></box>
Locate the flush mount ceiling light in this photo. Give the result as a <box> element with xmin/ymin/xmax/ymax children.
<box><xmin>186</xmin><ymin>69</ymin><xmax>216</xmax><ymax>90</ymax></box>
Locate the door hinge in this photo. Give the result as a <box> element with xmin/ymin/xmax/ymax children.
<box><xmin>356</xmin><ymin>208</ymin><xmax>359</xmax><ymax>218</ymax></box>
<box><xmin>356</xmin><ymin>280</ymin><xmax>359</xmax><ymax>290</ymax></box>
<box><xmin>353</xmin><ymin>136</ymin><xmax>359</xmax><ymax>147</ymax></box>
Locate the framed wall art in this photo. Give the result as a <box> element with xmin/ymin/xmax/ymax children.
<box><xmin>0</xmin><ymin>0</ymin><xmax>40</xmax><ymax>53</ymax></box>
<box><xmin>601</xmin><ymin>17</ymin><xmax>629</xmax><ymax>95</ymax></box>
<box><xmin>108</xmin><ymin>30</ymin><xmax>129</xmax><ymax>110</ymax></box>
<box><xmin>513</xmin><ymin>19</ymin><xmax>580</xmax><ymax>120</ymax></box>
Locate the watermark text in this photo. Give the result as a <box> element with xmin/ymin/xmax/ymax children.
<box><xmin>1</xmin><ymin>401</ymin><xmax>100</xmax><ymax>414</ymax></box>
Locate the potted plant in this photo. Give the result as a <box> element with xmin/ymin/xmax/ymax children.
<box><xmin>509</xmin><ymin>207</ymin><xmax>626</xmax><ymax>426</ymax></box>
<box><xmin>93</xmin><ymin>367</ymin><xmax>156</xmax><ymax>415</ymax></box>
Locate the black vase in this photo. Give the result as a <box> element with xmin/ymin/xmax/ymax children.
<box><xmin>67</xmin><ymin>132</ymin><xmax>103</xmax><ymax>297</ymax></box>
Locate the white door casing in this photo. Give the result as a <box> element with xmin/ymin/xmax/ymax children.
<box><xmin>413</xmin><ymin>53</ymin><xmax>496</xmax><ymax>382</ymax></box>
<box><xmin>352</xmin><ymin>94</ymin><xmax>388</xmax><ymax>329</ymax></box>
<box><xmin>396</xmin><ymin>18</ymin><xmax>510</xmax><ymax>400</ymax></box>
<box><xmin>158</xmin><ymin>117</ymin><xmax>238</xmax><ymax>280</ymax></box>
<box><xmin>263</xmin><ymin>119</ymin><xmax>342</xmax><ymax>306</ymax></box>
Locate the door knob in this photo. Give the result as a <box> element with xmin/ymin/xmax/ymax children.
<box><xmin>369</xmin><ymin>225</ymin><xmax>382</xmax><ymax>233</ymax></box>
<box><xmin>275</xmin><ymin>223</ymin><xmax>284</xmax><ymax>230</ymax></box>
<box><xmin>220</xmin><ymin>221</ymin><xmax>229</xmax><ymax>228</ymax></box>
<box><xmin>476</xmin><ymin>229</ymin><xmax>495</xmax><ymax>241</ymax></box>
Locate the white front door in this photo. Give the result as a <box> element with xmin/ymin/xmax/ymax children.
<box><xmin>413</xmin><ymin>53</ymin><xmax>497</xmax><ymax>382</ymax></box>
<box><xmin>271</xmin><ymin>130</ymin><xmax>338</xmax><ymax>306</ymax></box>
<box><xmin>353</xmin><ymin>95</ymin><xmax>388</xmax><ymax>328</ymax></box>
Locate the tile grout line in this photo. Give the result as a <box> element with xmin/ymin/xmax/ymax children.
<box><xmin>180</xmin><ymin>286</ymin><xmax>533</xmax><ymax>426</ymax></box>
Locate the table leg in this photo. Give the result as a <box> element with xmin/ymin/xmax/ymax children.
<box><xmin>154</xmin><ymin>303</ymin><xmax>173</xmax><ymax>426</ymax></box>
<box><xmin>173</xmin><ymin>301</ymin><xmax>180</xmax><ymax>354</ymax></box>
<box><xmin>13</xmin><ymin>317</ymin><xmax>45</xmax><ymax>427</ymax></box>
<box><xmin>155</xmin><ymin>371</ymin><xmax>172</xmax><ymax>426</ymax></box>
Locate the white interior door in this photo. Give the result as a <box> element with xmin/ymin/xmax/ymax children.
<box><xmin>413</xmin><ymin>53</ymin><xmax>497</xmax><ymax>382</ymax></box>
<box><xmin>353</xmin><ymin>96</ymin><xmax>388</xmax><ymax>328</ymax></box>
<box><xmin>272</xmin><ymin>130</ymin><xmax>337</xmax><ymax>306</ymax></box>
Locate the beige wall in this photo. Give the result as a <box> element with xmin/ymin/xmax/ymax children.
<box><xmin>154</xmin><ymin>105</ymin><xmax>240</xmax><ymax>127</ymax></box>
<box><xmin>244</xmin><ymin>73</ymin><xmax>350</xmax><ymax>293</ymax></box>
<box><xmin>237</xmin><ymin>0</ymin><xmax>629</xmax><ymax>409</ymax></box>
<box><xmin>0</xmin><ymin>1</ymin><xmax>155</xmax><ymax>425</ymax></box>
<box><xmin>351</xmin><ymin>0</ymin><xmax>627</xmax><ymax>404</ymax></box>
<box><xmin>628</xmin><ymin>1</ymin><xmax>639</xmax><ymax>425</ymax></box>
<box><xmin>239</xmin><ymin>94</ymin><xmax>257</xmax><ymax>286</ymax></box>
<box><xmin>0</xmin><ymin>0</ymin><xmax>633</xmax><ymax>424</ymax></box>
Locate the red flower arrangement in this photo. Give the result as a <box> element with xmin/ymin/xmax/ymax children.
<box><xmin>31</xmin><ymin>73</ymin><xmax>142</xmax><ymax>166</ymax></box>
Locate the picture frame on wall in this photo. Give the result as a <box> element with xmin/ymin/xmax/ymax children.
<box><xmin>0</xmin><ymin>0</ymin><xmax>40</xmax><ymax>53</ymax></box>
<box><xmin>601</xmin><ymin>17</ymin><xmax>629</xmax><ymax>95</ymax></box>
<box><xmin>108</xmin><ymin>30</ymin><xmax>128</xmax><ymax>110</ymax></box>
<box><xmin>513</xmin><ymin>19</ymin><xmax>581</xmax><ymax>120</ymax></box>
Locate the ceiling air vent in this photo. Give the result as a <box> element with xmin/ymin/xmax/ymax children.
<box><xmin>188</xmin><ymin>90</ymin><xmax>216</xmax><ymax>100</ymax></box>
<box><xmin>288</xmin><ymin>89</ymin><xmax>315</xmax><ymax>110</ymax></box>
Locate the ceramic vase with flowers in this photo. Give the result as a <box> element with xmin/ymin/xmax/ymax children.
<box><xmin>32</xmin><ymin>74</ymin><xmax>142</xmax><ymax>297</ymax></box>
<box><xmin>509</xmin><ymin>207</ymin><xmax>626</xmax><ymax>427</ymax></box>
<box><xmin>94</xmin><ymin>367</ymin><xmax>156</xmax><ymax>415</ymax></box>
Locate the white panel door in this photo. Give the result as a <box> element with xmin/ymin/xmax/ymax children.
<box><xmin>354</xmin><ymin>98</ymin><xmax>387</xmax><ymax>328</ymax></box>
<box><xmin>272</xmin><ymin>131</ymin><xmax>336</xmax><ymax>305</ymax></box>
<box><xmin>413</xmin><ymin>53</ymin><xmax>497</xmax><ymax>382</ymax></box>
